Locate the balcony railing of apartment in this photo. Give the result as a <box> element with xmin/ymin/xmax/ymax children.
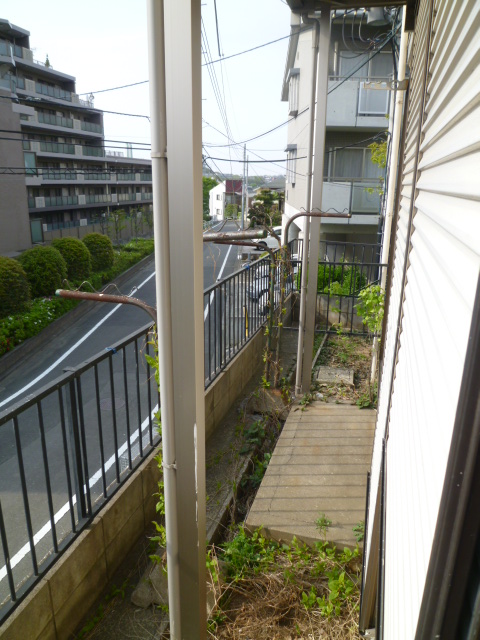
<box><xmin>83</xmin><ymin>147</ymin><xmax>104</xmax><ymax>158</ymax></box>
<box><xmin>84</xmin><ymin>173</ymin><xmax>111</xmax><ymax>181</ymax></box>
<box><xmin>141</xmin><ymin>174</ymin><xmax>153</xmax><ymax>181</ymax></box>
<box><xmin>117</xmin><ymin>173</ymin><xmax>136</xmax><ymax>181</ymax></box>
<box><xmin>35</xmin><ymin>82</ymin><xmax>72</xmax><ymax>102</ymax></box>
<box><xmin>81</xmin><ymin>121</ymin><xmax>102</xmax><ymax>134</ymax></box>
<box><xmin>141</xmin><ymin>193</ymin><xmax>153</xmax><ymax>200</ymax></box>
<box><xmin>41</xmin><ymin>169</ymin><xmax>77</xmax><ymax>181</ymax></box>
<box><xmin>39</xmin><ymin>141</ymin><xmax>75</xmax><ymax>155</ymax></box>
<box><xmin>327</xmin><ymin>76</ymin><xmax>391</xmax><ymax>121</ymax></box>
<box><xmin>44</xmin><ymin>196</ymin><xmax>78</xmax><ymax>207</ymax></box>
<box><xmin>85</xmin><ymin>194</ymin><xmax>111</xmax><ymax>204</ymax></box>
<box><xmin>0</xmin><ymin>74</ymin><xmax>25</xmax><ymax>92</ymax></box>
<box><xmin>37</xmin><ymin>112</ymin><xmax>73</xmax><ymax>129</ymax></box>
<box><xmin>322</xmin><ymin>179</ymin><xmax>382</xmax><ymax>216</ymax></box>
<box><xmin>0</xmin><ymin>40</ymin><xmax>23</xmax><ymax>58</ymax></box>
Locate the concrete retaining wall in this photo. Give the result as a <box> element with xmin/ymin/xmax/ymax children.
<box><xmin>205</xmin><ymin>328</ymin><xmax>264</xmax><ymax>439</ymax></box>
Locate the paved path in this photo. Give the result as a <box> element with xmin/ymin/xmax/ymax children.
<box><xmin>246</xmin><ymin>401</ymin><xmax>375</xmax><ymax>548</ymax></box>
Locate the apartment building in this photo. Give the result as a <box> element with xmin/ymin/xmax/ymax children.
<box><xmin>0</xmin><ymin>19</ymin><xmax>152</xmax><ymax>255</ymax></box>
<box><xmin>282</xmin><ymin>9</ymin><xmax>395</xmax><ymax>244</ymax></box>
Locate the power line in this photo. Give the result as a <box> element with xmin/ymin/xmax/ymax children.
<box><xmin>81</xmin><ymin>30</ymin><xmax>309</xmax><ymax>96</ymax></box>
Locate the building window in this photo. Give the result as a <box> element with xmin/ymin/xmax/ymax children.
<box><xmin>24</xmin><ymin>152</ymin><xmax>37</xmax><ymax>176</ymax></box>
<box><xmin>216</xmin><ymin>193</ymin><xmax>221</xmax><ymax>200</ymax></box>
<box><xmin>288</xmin><ymin>68</ymin><xmax>300</xmax><ymax>116</ymax></box>
<box><xmin>325</xmin><ymin>147</ymin><xmax>382</xmax><ymax>181</ymax></box>
<box><xmin>285</xmin><ymin>144</ymin><xmax>297</xmax><ymax>186</ymax></box>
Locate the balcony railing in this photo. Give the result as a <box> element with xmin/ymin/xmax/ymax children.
<box><xmin>141</xmin><ymin>193</ymin><xmax>153</xmax><ymax>200</ymax></box>
<box><xmin>85</xmin><ymin>194</ymin><xmax>111</xmax><ymax>204</ymax></box>
<box><xmin>37</xmin><ymin>112</ymin><xmax>73</xmax><ymax>129</ymax></box>
<box><xmin>39</xmin><ymin>141</ymin><xmax>75</xmax><ymax>155</ymax></box>
<box><xmin>0</xmin><ymin>324</ymin><xmax>159</xmax><ymax>625</ymax></box>
<box><xmin>326</xmin><ymin>77</ymin><xmax>391</xmax><ymax>126</ymax></box>
<box><xmin>141</xmin><ymin>174</ymin><xmax>152</xmax><ymax>181</ymax></box>
<box><xmin>35</xmin><ymin>82</ymin><xmax>72</xmax><ymax>102</ymax></box>
<box><xmin>83</xmin><ymin>147</ymin><xmax>104</xmax><ymax>158</ymax></box>
<box><xmin>322</xmin><ymin>179</ymin><xmax>382</xmax><ymax>218</ymax></box>
<box><xmin>81</xmin><ymin>121</ymin><xmax>102</xmax><ymax>134</ymax></box>
<box><xmin>44</xmin><ymin>196</ymin><xmax>78</xmax><ymax>207</ymax></box>
<box><xmin>0</xmin><ymin>41</ymin><xmax>23</xmax><ymax>58</ymax></box>
<box><xmin>117</xmin><ymin>173</ymin><xmax>136</xmax><ymax>181</ymax></box>
<box><xmin>84</xmin><ymin>173</ymin><xmax>111</xmax><ymax>181</ymax></box>
<box><xmin>41</xmin><ymin>170</ymin><xmax>77</xmax><ymax>181</ymax></box>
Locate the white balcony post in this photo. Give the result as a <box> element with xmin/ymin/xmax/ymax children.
<box><xmin>300</xmin><ymin>8</ymin><xmax>331</xmax><ymax>391</ymax></box>
<box><xmin>147</xmin><ymin>0</ymin><xmax>206</xmax><ymax>638</ymax></box>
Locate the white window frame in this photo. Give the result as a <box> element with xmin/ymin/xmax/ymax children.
<box><xmin>285</xmin><ymin>144</ymin><xmax>297</xmax><ymax>186</ymax></box>
<box><xmin>288</xmin><ymin>68</ymin><xmax>300</xmax><ymax>116</ymax></box>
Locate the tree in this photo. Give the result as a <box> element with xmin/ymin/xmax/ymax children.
<box><xmin>109</xmin><ymin>208</ymin><xmax>127</xmax><ymax>245</ymax></box>
<box><xmin>203</xmin><ymin>177</ymin><xmax>218</xmax><ymax>218</ymax></box>
<box><xmin>247</xmin><ymin>189</ymin><xmax>283</xmax><ymax>227</ymax></box>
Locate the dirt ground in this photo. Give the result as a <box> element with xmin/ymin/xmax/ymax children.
<box><xmin>314</xmin><ymin>333</ymin><xmax>375</xmax><ymax>407</ymax></box>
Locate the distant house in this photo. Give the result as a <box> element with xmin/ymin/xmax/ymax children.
<box><xmin>209</xmin><ymin>179</ymin><xmax>243</xmax><ymax>220</ymax></box>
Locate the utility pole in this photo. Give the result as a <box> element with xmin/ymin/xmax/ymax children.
<box><xmin>241</xmin><ymin>143</ymin><xmax>246</xmax><ymax>230</ymax></box>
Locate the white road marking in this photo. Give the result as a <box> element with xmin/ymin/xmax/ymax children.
<box><xmin>0</xmin><ymin>270</ymin><xmax>156</xmax><ymax>410</ymax></box>
<box><xmin>203</xmin><ymin>243</ymin><xmax>233</xmax><ymax>321</ymax></box>
<box><xmin>0</xmin><ymin>405</ymin><xmax>159</xmax><ymax>582</ymax></box>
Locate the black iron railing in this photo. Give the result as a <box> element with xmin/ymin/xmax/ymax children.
<box><xmin>0</xmin><ymin>323</ymin><xmax>159</xmax><ymax>622</ymax></box>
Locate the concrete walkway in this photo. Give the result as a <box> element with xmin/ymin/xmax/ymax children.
<box><xmin>246</xmin><ymin>402</ymin><xmax>375</xmax><ymax>548</ymax></box>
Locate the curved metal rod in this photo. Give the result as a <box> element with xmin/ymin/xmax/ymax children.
<box><xmin>55</xmin><ymin>289</ymin><xmax>157</xmax><ymax>323</ymax></box>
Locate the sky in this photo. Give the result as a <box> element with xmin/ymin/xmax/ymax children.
<box><xmin>5</xmin><ymin>0</ymin><xmax>293</xmax><ymax>179</ymax></box>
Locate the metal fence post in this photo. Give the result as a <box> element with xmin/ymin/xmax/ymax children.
<box><xmin>64</xmin><ymin>377</ymin><xmax>88</xmax><ymax>520</ymax></box>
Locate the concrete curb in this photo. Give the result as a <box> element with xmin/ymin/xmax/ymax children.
<box><xmin>0</xmin><ymin>253</ymin><xmax>155</xmax><ymax>384</ymax></box>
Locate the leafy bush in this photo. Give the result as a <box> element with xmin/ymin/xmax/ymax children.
<box><xmin>52</xmin><ymin>237</ymin><xmax>92</xmax><ymax>282</ymax></box>
<box><xmin>18</xmin><ymin>246</ymin><xmax>67</xmax><ymax>298</ymax></box>
<box><xmin>0</xmin><ymin>257</ymin><xmax>30</xmax><ymax>319</ymax></box>
<box><xmin>83</xmin><ymin>233</ymin><xmax>114</xmax><ymax>271</ymax></box>
<box><xmin>0</xmin><ymin>297</ymin><xmax>77</xmax><ymax>356</ymax></box>
<box><xmin>317</xmin><ymin>263</ymin><xmax>367</xmax><ymax>296</ymax></box>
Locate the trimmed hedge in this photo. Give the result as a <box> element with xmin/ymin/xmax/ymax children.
<box><xmin>82</xmin><ymin>233</ymin><xmax>114</xmax><ymax>271</ymax></box>
<box><xmin>18</xmin><ymin>245</ymin><xmax>68</xmax><ymax>298</ymax></box>
<box><xmin>52</xmin><ymin>237</ymin><xmax>92</xmax><ymax>282</ymax></box>
<box><xmin>0</xmin><ymin>257</ymin><xmax>31</xmax><ymax>319</ymax></box>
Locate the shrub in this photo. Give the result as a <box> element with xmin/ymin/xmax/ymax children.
<box><xmin>82</xmin><ymin>233</ymin><xmax>114</xmax><ymax>271</ymax></box>
<box><xmin>0</xmin><ymin>257</ymin><xmax>31</xmax><ymax>319</ymax></box>
<box><xmin>52</xmin><ymin>237</ymin><xmax>92</xmax><ymax>282</ymax></box>
<box><xmin>317</xmin><ymin>263</ymin><xmax>366</xmax><ymax>295</ymax></box>
<box><xmin>18</xmin><ymin>246</ymin><xmax>67</xmax><ymax>298</ymax></box>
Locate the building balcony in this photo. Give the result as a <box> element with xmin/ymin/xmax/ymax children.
<box><xmin>81</xmin><ymin>121</ymin><xmax>102</xmax><ymax>134</ymax></box>
<box><xmin>321</xmin><ymin>180</ymin><xmax>381</xmax><ymax>225</ymax></box>
<box><xmin>326</xmin><ymin>77</ymin><xmax>390</xmax><ymax>129</ymax></box>
<box><xmin>29</xmin><ymin>195</ymin><xmax>79</xmax><ymax>209</ymax></box>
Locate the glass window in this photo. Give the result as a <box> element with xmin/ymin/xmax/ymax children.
<box><xmin>333</xmin><ymin>149</ymin><xmax>363</xmax><ymax>179</ymax></box>
<box><xmin>24</xmin><ymin>152</ymin><xmax>37</xmax><ymax>175</ymax></box>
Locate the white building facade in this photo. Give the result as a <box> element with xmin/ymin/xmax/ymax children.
<box><xmin>282</xmin><ymin>11</ymin><xmax>394</xmax><ymax>244</ymax></box>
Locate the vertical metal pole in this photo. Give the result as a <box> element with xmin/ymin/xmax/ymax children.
<box><xmin>241</xmin><ymin>144</ymin><xmax>246</xmax><ymax>229</ymax></box>
<box><xmin>148</xmin><ymin>0</ymin><xmax>206</xmax><ymax>637</ymax></box>
<box><xmin>295</xmin><ymin>15</ymin><xmax>319</xmax><ymax>395</ymax></box>
<box><xmin>301</xmin><ymin>8</ymin><xmax>331</xmax><ymax>389</ymax></box>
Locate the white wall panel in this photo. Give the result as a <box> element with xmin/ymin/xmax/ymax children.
<box><xmin>369</xmin><ymin>0</ymin><xmax>480</xmax><ymax>637</ymax></box>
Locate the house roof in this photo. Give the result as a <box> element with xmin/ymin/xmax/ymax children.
<box><xmin>225</xmin><ymin>179</ymin><xmax>243</xmax><ymax>193</ymax></box>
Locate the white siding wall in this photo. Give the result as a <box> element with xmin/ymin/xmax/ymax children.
<box><xmin>209</xmin><ymin>182</ymin><xmax>225</xmax><ymax>220</ymax></box>
<box><xmin>366</xmin><ymin>0</ymin><xmax>480</xmax><ymax>637</ymax></box>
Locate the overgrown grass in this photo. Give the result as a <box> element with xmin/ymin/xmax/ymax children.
<box><xmin>207</xmin><ymin>527</ymin><xmax>361</xmax><ymax>639</ymax></box>
<box><xmin>0</xmin><ymin>238</ymin><xmax>154</xmax><ymax>358</ymax></box>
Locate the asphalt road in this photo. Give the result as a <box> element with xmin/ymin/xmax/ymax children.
<box><xmin>0</xmin><ymin>220</ymin><xmax>242</xmax><ymax>608</ymax></box>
